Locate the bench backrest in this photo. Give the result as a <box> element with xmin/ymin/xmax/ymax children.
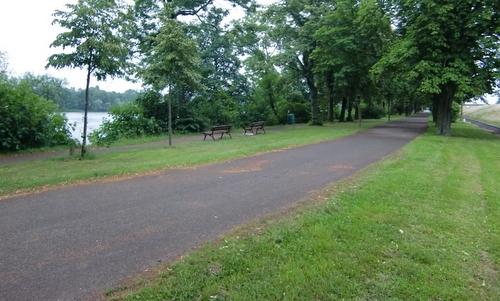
<box><xmin>211</xmin><ymin>125</ymin><xmax>231</xmax><ymax>132</ymax></box>
<box><xmin>250</xmin><ymin>121</ymin><xmax>264</xmax><ymax>127</ymax></box>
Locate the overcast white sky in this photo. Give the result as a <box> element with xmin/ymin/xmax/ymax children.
<box><xmin>0</xmin><ymin>0</ymin><xmax>143</xmax><ymax>92</ymax></box>
<box><xmin>0</xmin><ymin>0</ymin><xmax>254</xmax><ymax>92</ymax></box>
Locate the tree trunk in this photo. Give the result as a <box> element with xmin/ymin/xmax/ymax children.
<box><xmin>268</xmin><ymin>92</ymin><xmax>280</xmax><ymax>124</ymax></box>
<box><xmin>80</xmin><ymin>66</ymin><xmax>92</xmax><ymax>159</ymax></box>
<box><xmin>302</xmin><ymin>52</ymin><xmax>321</xmax><ymax>125</ymax></box>
<box><xmin>168</xmin><ymin>86</ymin><xmax>172</xmax><ymax>146</ymax></box>
<box><xmin>367</xmin><ymin>94</ymin><xmax>373</xmax><ymax>107</ymax></box>
<box><xmin>325</xmin><ymin>74</ymin><xmax>334</xmax><ymax>122</ymax></box>
<box><xmin>435</xmin><ymin>85</ymin><xmax>455</xmax><ymax>136</ymax></box>
<box><xmin>358</xmin><ymin>102</ymin><xmax>362</xmax><ymax>127</ymax></box>
<box><xmin>354</xmin><ymin>104</ymin><xmax>359</xmax><ymax>120</ymax></box>
<box><xmin>264</xmin><ymin>71</ymin><xmax>281</xmax><ymax>123</ymax></box>
<box><xmin>269</xmin><ymin>100</ymin><xmax>281</xmax><ymax>123</ymax></box>
<box><xmin>339</xmin><ymin>96</ymin><xmax>347</xmax><ymax>122</ymax></box>
<box><xmin>308</xmin><ymin>76</ymin><xmax>320</xmax><ymax>125</ymax></box>
<box><xmin>431</xmin><ymin>96</ymin><xmax>438</xmax><ymax>123</ymax></box>
<box><xmin>346</xmin><ymin>96</ymin><xmax>353</xmax><ymax>122</ymax></box>
<box><xmin>387</xmin><ymin>98</ymin><xmax>391</xmax><ymax>121</ymax></box>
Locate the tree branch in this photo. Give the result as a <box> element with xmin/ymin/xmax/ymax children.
<box><xmin>171</xmin><ymin>0</ymin><xmax>213</xmax><ymax>19</ymax></box>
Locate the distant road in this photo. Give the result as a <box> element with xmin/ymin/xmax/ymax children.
<box><xmin>464</xmin><ymin>116</ymin><xmax>500</xmax><ymax>134</ymax></box>
<box><xmin>0</xmin><ymin>115</ymin><xmax>428</xmax><ymax>300</ymax></box>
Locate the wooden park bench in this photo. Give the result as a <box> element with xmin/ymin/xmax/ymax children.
<box><xmin>244</xmin><ymin>121</ymin><xmax>266</xmax><ymax>135</ymax></box>
<box><xmin>203</xmin><ymin>125</ymin><xmax>232</xmax><ymax>141</ymax></box>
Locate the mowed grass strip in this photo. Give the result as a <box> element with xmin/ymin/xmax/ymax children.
<box><xmin>0</xmin><ymin>120</ymin><xmax>384</xmax><ymax>196</ymax></box>
<box><xmin>119</xmin><ymin>122</ymin><xmax>499</xmax><ymax>301</ymax></box>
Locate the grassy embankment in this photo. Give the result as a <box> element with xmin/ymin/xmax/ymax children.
<box><xmin>115</xmin><ymin>122</ymin><xmax>499</xmax><ymax>301</ymax></box>
<box><xmin>464</xmin><ymin>104</ymin><xmax>500</xmax><ymax>127</ymax></box>
<box><xmin>0</xmin><ymin>120</ymin><xmax>386</xmax><ymax>197</ymax></box>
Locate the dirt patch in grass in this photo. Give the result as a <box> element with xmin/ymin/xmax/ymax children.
<box><xmin>221</xmin><ymin>159</ymin><xmax>270</xmax><ymax>174</ymax></box>
<box><xmin>328</xmin><ymin>164</ymin><xmax>355</xmax><ymax>171</ymax></box>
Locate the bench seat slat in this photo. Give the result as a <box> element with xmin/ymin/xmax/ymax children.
<box><xmin>203</xmin><ymin>125</ymin><xmax>232</xmax><ymax>141</ymax></box>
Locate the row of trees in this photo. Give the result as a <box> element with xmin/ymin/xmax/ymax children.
<box><xmin>19</xmin><ymin>74</ymin><xmax>138</xmax><ymax>111</ymax></box>
<box><xmin>46</xmin><ymin>0</ymin><xmax>499</xmax><ymax>157</ymax></box>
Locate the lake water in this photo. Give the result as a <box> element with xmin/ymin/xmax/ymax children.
<box><xmin>65</xmin><ymin>112</ymin><xmax>110</xmax><ymax>143</ymax></box>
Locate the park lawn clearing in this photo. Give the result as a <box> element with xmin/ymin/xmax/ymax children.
<box><xmin>0</xmin><ymin>120</ymin><xmax>385</xmax><ymax>197</ymax></box>
<box><xmin>115</xmin><ymin>122</ymin><xmax>499</xmax><ymax>301</ymax></box>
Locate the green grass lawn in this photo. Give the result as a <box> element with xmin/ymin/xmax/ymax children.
<box><xmin>464</xmin><ymin>104</ymin><xmax>500</xmax><ymax>127</ymax></box>
<box><xmin>0</xmin><ymin>120</ymin><xmax>385</xmax><ymax>197</ymax></box>
<box><xmin>116</xmin><ymin>122</ymin><xmax>499</xmax><ymax>301</ymax></box>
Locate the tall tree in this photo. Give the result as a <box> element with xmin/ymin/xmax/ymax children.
<box><xmin>188</xmin><ymin>8</ymin><xmax>249</xmax><ymax>124</ymax></box>
<box><xmin>126</xmin><ymin>0</ymin><xmax>252</xmax><ymax>127</ymax></box>
<box><xmin>313</xmin><ymin>0</ymin><xmax>392</xmax><ymax>122</ymax></box>
<box><xmin>47</xmin><ymin>0</ymin><xmax>129</xmax><ymax>158</ymax></box>
<box><xmin>378</xmin><ymin>0</ymin><xmax>499</xmax><ymax>135</ymax></box>
<box><xmin>263</xmin><ymin>0</ymin><xmax>329</xmax><ymax>125</ymax></box>
<box><xmin>140</xmin><ymin>17</ymin><xmax>202</xmax><ymax>146</ymax></box>
<box><xmin>128</xmin><ymin>0</ymin><xmax>253</xmax><ymax>58</ymax></box>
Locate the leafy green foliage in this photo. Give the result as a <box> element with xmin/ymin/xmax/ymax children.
<box><xmin>374</xmin><ymin>0</ymin><xmax>499</xmax><ymax>135</ymax></box>
<box><xmin>47</xmin><ymin>0</ymin><xmax>130</xmax><ymax>81</ymax></box>
<box><xmin>313</xmin><ymin>0</ymin><xmax>392</xmax><ymax>121</ymax></box>
<box><xmin>0</xmin><ymin>79</ymin><xmax>71</xmax><ymax>151</ymax></box>
<box><xmin>140</xmin><ymin>18</ymin><xmax>201</xmax><ymax>92</ymax></box>
<box><xmin>362</xmin><ymin>104</ymin><xmax>386</xmax><ymax>119</ymax></box>
<box><xmin>89</xmin><ymin>102</ymin><xmax>162</xmax><ymax>145</ymax></box>
<box><xmin>262</xmin><ymin>0</ymin><xmax>325</xmax><ymax>125</ymax></box>
<box><xmin>21</xmin><ymin>73</ymin><xmax>138</xmax><ymax>111</ymax></box>
<box><xmin>47</xmin><ymin>0</ymin><xmax>131</xmax><ymax>157</ymax></box>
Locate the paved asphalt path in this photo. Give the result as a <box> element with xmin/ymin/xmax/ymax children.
<box><xmin>464</xmin><ymin>116</ymin><xmax>500</xmax><ymax>134</ymax></box>
<box><xmin>0</xmin><ymin>115</ymin><xmax>428</xmax><ymax>300</ymax></box>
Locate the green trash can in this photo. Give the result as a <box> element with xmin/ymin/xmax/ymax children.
<box><xmin>287</xmin><ymin>113</ymin><xmax>295</xmax><ymax>124</ymax></box>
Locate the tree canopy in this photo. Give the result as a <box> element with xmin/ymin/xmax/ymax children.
<box><xmin>88</xmin><ymin>0</ymin><xmax>498</xmax><ymax>142</ymax></box>
<box><xmin>7</xmin><ymin>0</ymin><xmax>497</xmax><ymax>152</ymax></box>
<box><xmin>374</xmin><ymin>0</ymin><xmax>499</xmax><ymax>134</ymax></box>
<box><xmin>47</xmin><ymin>0</ymin><xmax>130</xmax><ymax>157</ymax></box>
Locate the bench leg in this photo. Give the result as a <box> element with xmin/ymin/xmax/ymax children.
<box><xmin>203</xmin><ymin>134</ymin><xmax>207</xmax><ymax>141</ymax></box>
<box><xmin>212</xmin><ymin>134</ymin><xmax>216</xmax><ymax>141</ymax></box>
<box><xmin>228</xmin><ymin>132</ymin><xmax>232</xmax><ymax>139</ymax></box>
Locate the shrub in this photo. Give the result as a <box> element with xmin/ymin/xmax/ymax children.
<box><xmin>361</xmin><ymin>105</ymin><xmax>386</xmax><ymax>119</ymax></box>
<box><xmin>89</xmin><ymin>103</ymin><xmax>162</xmax><ymax>145</ymax></box>
<box><xmin>175</xmin><ymin>116</ymin><xmax>207</xmax><ymax>133</ymax></box>
<box><xmin>277</xmin><ymin>92</ymin><xmax>310</xmax><ymax>124</ymax></box>
<box><xmin>135</xmin><ymin>90</ymin><xmax>167</xmax><ymax>128</ymax></box>
<box><xmin>0</xmin><ymin>80</ymin><xmax>70</xmax><ymax>151</ymax></box>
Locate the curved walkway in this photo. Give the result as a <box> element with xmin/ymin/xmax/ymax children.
<box><xmin>0</xmin><ymin>115</ymin><xmax>428</xmax><ymax>300</ymax></box>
